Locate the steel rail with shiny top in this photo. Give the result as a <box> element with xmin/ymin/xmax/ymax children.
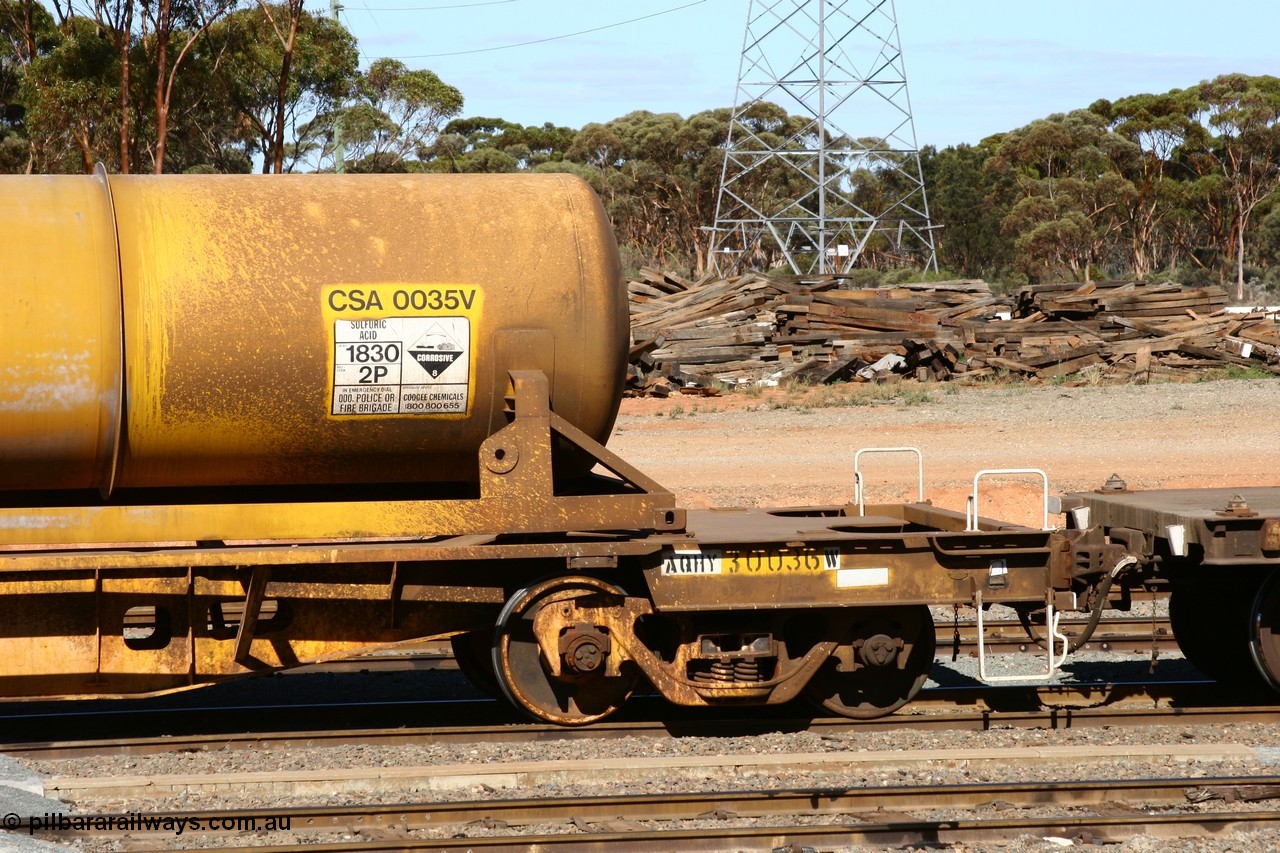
<box><xmin>8</xmin><ymin>680</ymin><xmax>1275</xmax><ymax>760</ymax></box>
<box><xmin>32</xmin><ymin>777</ymin><xmax>1280</xmax><ymax>850</ymax></box>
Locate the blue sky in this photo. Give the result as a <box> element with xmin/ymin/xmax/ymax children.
<box><xmin>330</xmin><ymin>0</ymin><xmax>1279</xmax><ymax>148</ymax></box>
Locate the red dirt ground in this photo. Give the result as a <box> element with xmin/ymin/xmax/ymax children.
<box><xmin>606</xmin><ymin>379</ymin><xmax>1280</xmax><ymax>527</ymax></box>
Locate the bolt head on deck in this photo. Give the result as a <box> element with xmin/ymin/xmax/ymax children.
<box><xmin>1217</xmin><ymin>494</ymin><xmax>1259</xmax><ymax>518</ymax></box>
<box><xmin>1099</xmin><ymin>474</ymin><xmax>1128</xmax><ymax>493</ymax></box>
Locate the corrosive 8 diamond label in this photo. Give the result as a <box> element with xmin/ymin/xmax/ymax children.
<box><xmin>323</xmin><ymin>285</ymin><xmax>481</xmax><ymax>418</ymax></box>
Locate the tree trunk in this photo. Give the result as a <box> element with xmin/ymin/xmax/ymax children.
<box><xmin>1132</xmin><ymin>240</ymin><xmax>1150</xmax><ymax>281</ymax></box>
<box><xmin>21</xmin><ymin>0</ymin><xmax>36</xmax><ymax>59</ymax></box>
<box><xmin>1131</xmin><ymin>203</ymin><xmax>1155</xmax><ymax>282</ymax></box>
<box><xmin>75</xmin><ymin>125</ymin><xmax>94</xmax><ymax>173</ymax></box>
<box><xmin>1237</xmin><ymin>218</ymin><xmax>1246</xmax><ymax>301</ymax></box>
<box><xmin>271</xmin><ymin>12</ymin><xmax>300</xmax><ymax>174</ymax></box>
<box><xmin>153</xmin><ymin>0</ymin><xmax>169</xmax><ymax>173</ymax></box>
<box><xmin>18</xmin><ymin>0</ymin><xmax>39</xmax><ymax>172</ymax></box>
<box><xmin>118</xmin><ymin>0</ymin><xmax>134</xmax><ymax>173</ymax></box>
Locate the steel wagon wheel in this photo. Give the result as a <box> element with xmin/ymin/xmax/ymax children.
<box><xmin>804</xmin><ymin>605</ymin><xmax>935</xmax><ymax>719</ymax></box>
<box><xmin>1170</xmin><ymin>572</ymin><xmax>1262</xmax><ymax>684</ymax></box>
<box><xmin>450</xmin><ymin>628</ymin><xmax>500</xmax><ymax>698</ymax></box>
<box><xmin>1250</xmin><ymin>573</ymin><xmax>1280</xmax><ymax>692</ymax></box>
<box><xmin>492</xmin><ymin>576</ymin><xmax>639</xmax><ymax>726</ymax></box>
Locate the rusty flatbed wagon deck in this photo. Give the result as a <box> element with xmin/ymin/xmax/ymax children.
<box><xmin>1061</xmin><ymin>485</ymin><xmax>1280</xmax><ymax>565</ymax></box>
<box><xmin>648</xmin><ymin>503</ymin><xmax>1059</xmax><ymax>611</ymax></box>
<box><xmin>1061</xmin><ymin>482</ymin><xmax>1280</xmax><ymax>694</ymax></box>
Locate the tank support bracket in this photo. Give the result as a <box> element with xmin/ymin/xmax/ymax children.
<box><xmin>0</xmin><ymin>370</ymin><xmax>684</xmax><ymax>548</ymax></box>
<box><xmin>233</xmin><ymin>566</ymin><xmax>271</xmax><ymax>667</ymax></box>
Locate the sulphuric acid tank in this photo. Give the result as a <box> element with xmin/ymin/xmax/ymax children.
<box><xmin>0</xmin><ymin>170</ymin><xmax>626</xmax><ymax>494</ymax></box>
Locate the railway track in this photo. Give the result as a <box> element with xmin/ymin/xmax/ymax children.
<box><xmin>5</xmin><ymin>680</ymin><xmax>1277</xmax><ymax>761</ymax></box>
<box><xmin>14</xmin><ymin>622</ymin><xmax>1276</xmax><ymax>853</ymax></box>
<box><xmin>28</xmin><ymin>776</ymin><xmax>1280</xmax><ymax>851</ymax></box>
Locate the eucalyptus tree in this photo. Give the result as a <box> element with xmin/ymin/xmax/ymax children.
<box><xmin>561</xmin><ymin>108</ymin><xmax>736</xmax><ymax>272</ymax></box>
<box><xmin>19</xmin><ymin>13</ymin><xmax>119</xmax><ymax>171</ymax></box>
<box><xmin>9</xmin><ymin>0</ymin><xmax>244</xmax><ymax>173</ymax></box>
<box><xmin>303</xmin><ymin>57</ymin><xmax>460</xmax><ymax>172</ymax></box>
<box><xmin>1254</xmin><ymin>197</ymin><xmax>1280</xmax><ymax>284</ymax></box>
<box><xmin>987</xmin><ymin>111</ymin><xmax>1131</xmax><ymax>282</ymax></box>
<box><xmin>1193</xmin><ymin>74</ymin><xmax>1280</xmax><ymax>298</ymax></box>
<box><xmin>138</xmin><ymin>0</ymin><xmax>241</xmax><ymax>172</ymax></box>
<box><xmin>207</xmin><ymin>1</ymin><xmax>356</xmax><ymax>172</ymax></box>
<box><xmin>1090</xmin><ymin>88</ymin><xmax>1205</xmax><ymax>280</ymax></box>
<box><xmin>0</xmin><ymin>0</ymin><xmax>59</xmax><ymax>169</ymax></box>
<box><xmin>920</xmin><ymin>143</ymin><xmax>1010</xmax><ymax>278</ymax></box>
<box><xmin>79</xmin><ymin>0</ymin><xmax>137</xmax><ymax>170</ymax></box>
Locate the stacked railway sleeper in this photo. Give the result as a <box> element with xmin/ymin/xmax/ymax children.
<box><xmin>626</xmin><ymin>270</ymin><xmax>1280</xmax><ymax>393</ymax></box>
<box><xmin>2</xmin><ymin>171</ymin><xmax>1279</xmax><ymax>728</ymax></box>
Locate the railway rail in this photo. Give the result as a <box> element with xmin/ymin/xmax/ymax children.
<box><xmin>27</xmin><ymin>776</ymin><xmax>1280</xmax><ymax>851</ymax></box>
<box><xmin>6</xmin><ymin>680</ymin><xmax>1275</xmax><ymax>761</ymax></box>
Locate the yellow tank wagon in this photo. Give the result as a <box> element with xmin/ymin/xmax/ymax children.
<box><xmin>2</xmin><ymin>170</ymin><xmax>1213</xmax><ymax>725</ymax></box>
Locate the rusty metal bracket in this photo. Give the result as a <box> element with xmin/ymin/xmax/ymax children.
<box><xmin>0</xmin><ymin>370</ymin><xmax>685</xmax><ymax>547</ymax></box>
<box><xmin>233</xmin><ymin>566</ymin><xmax>271</xmax><ymax>666</ymax></box>
<box><xmin>1097</xmin><ymin>473</ymin><xmax>1129</xmax><ymax>494</ymax></box>
<box><xmin>1264</xmin><ymin>519</ymin><xmax>1280</xmax><ymax>553</ymax></box>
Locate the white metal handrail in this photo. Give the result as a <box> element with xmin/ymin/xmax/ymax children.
<box><xmin>965</xmin><ymin>468</ymin><xmax>1050</xmax><ymax>531</ymax></box>
<box><xmin>974</xmin><ymin>589</ymin><xmax>1069</xmax><ymax>683</ymax></box>
<box><xmin>853</xmin><ymin>447</ymin><xmax>924</xmax><ymax>516</ymax></box>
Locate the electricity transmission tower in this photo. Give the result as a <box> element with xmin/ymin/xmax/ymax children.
<box><xmin>710</xmin><ymin>0</ymin><xmax>937</xmax><ymax>276</ymax></box>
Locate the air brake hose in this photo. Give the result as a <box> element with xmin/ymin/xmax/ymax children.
<box><xmin>1017</xmin><ymin>555</ymin><xmax>1139</xmax><ymax>653</ymax></box>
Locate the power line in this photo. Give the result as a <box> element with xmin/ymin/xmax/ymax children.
<box><xmin>328</xmin><ymin>0</ymin><xmax>517</xmax><ymax>52</ymax></box>
<box><xmin>356</xmin><ymin>0</ymin><xmax>517</xmax><ymax>11</ymax></box>
<box><xmin>326</xmin><ymin>0</ymin><xmax>379</xmax><ymax>65</ymax></box>
<box><xmin>382</xmin><ymin>0</ymin><xmax>707</xmax><ymax>59</ymax></box>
